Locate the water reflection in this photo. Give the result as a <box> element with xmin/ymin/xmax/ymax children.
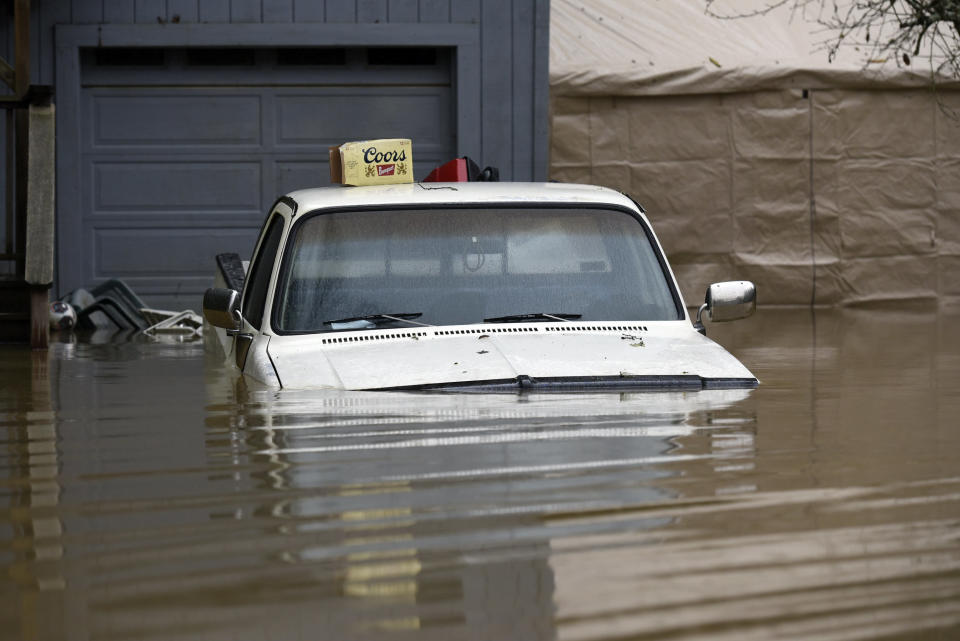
<box><xmin>1</xmin><ymin>348</ymin><xmax>65</xmax><ymax>640</ymax></box>
<box><xmin>1</xmin><ymin>307</ymin><xmax>958</xmax><ymax>639</ymax></box>
<box><xmin>549</xmin><ymin>307</ymin><xmax>960</xmax><ymax>641</ymax></box>
<box><xmin>202</xmin><ymin>378</ymin><xmax>748</xmax><ymax>640</ymax></box>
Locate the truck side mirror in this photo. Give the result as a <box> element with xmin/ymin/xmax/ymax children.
<box><xmin>203</xmin><ymin>288</ymin><xmax>240</xmax><ymax>329</ymax></box>
<box><xmin>694</xmin><ymin>281</ymin><xmax>756</xmax><ymax>334</ymax></box>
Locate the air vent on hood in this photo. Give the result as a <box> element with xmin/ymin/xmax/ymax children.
<box><xmin>319</xmin><ymin>323</ymin><xmax>650</xmax><ymax>346</ymax></box>
<box><xmin>435</xmin><ymin>326</ymin><xmax>540</xmax><ymax>336</ymax></box>
<box><xmin>321</xmin><ymin>331</ymin><xmax>429</xmax><ymax>345</ymax></box>
<box><xmin>543</xmin><ymin>325</ymin><xmax>648</xmax><ymax>332</ymax></box>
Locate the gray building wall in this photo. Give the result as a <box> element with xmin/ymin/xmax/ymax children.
<box><xmin>1</xmin><ymin>0</ymin><xmax>550</xmax><ymax>304</ymax></box>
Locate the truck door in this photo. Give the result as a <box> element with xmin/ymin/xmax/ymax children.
<box><xmin>235</xmin><ymin>214</ymin><xmax>285</xmax><ymax>370</ymax></box>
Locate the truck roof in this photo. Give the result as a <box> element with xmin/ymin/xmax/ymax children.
<box><xmin>284</xmin><ymin>182</ymin><xmax>642</xmax><ymax>214</ymax></box>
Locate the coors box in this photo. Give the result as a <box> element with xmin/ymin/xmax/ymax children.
<box><xmin>329</xmin><ymin>139</ymin><xmax>413</xmax><ymax>186</ymax></box>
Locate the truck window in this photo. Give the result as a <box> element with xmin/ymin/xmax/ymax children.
<box><xmin>242</xmin><ymin>215</ymin><xmax>284</xmax><ymax>330</ymax></box>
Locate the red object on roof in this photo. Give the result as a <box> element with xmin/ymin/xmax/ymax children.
<box><xmin>423</xmin><ymin>158</ymin><xmax>470</xmax><ymax>183</ymax></box>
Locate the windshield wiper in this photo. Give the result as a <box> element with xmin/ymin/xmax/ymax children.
<box><xmin>323</xmin><ymin>313</ymin><xmax>431</xmax><ymax>328</ymax></box>
<box><xmin>483</xmin><ymin>313</ymin><xmax>582</xmax><ymax>323</ymax></box>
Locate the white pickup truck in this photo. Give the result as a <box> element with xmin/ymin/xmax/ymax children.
<box><xmin>203</xmin><ymin>182</ymin><xmax>757</xmax><ymax>391</ymax></box>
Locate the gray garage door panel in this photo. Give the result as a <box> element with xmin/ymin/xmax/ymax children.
<box><xmin>275</xmin><ymin>92</ymin><xmax>450</xmax><ymax>145</ymax></box>
<box><xmin>276</xmin><ymin>161</ymin><xmax>331</xmax><ymax>197</ymax></box>
<box><xmin>92</xmin><ymin>162</ymin><xmax>263</xmax><ymax>212</ymax></box>
<box><xmin>94</xmin><ymin>227</ymin><xmax>262</xmax><ymax>274</ymax></box>
<box><xmin>93</xmin><ymin>226</ymin><xmax>262</xmax><ymax>311</ymax></box>
<box><xmin>74</xmin><ymin>47</ymin><xmax>454</xmax><ymax>310</ymax></box>
<box><xmin>92</xmin><ymin>94</ymin><xmax>263</xmax><ymax>147</ymax></box>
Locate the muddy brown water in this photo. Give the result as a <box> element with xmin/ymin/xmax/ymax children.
<box><xmin>1</xmin><ymin>307</ymin><xmax>959</xmax><ymax>641</ymax></box>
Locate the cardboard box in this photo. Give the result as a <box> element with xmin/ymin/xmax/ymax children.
<box><xmin>329</xmin><ymin>139</ymin><xmax>413</xmax><ymax>186</ymax></box>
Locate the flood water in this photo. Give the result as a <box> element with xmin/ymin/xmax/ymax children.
<box><xmin>1</xmin><ymin>306</ymin><xmax>959</xmax><ymax>641</ymax></box>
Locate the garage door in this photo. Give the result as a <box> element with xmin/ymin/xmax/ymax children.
<box><xmin>73</xmin><ymin>47</ymin><xmax>455</xmax><ymax>310</ymax></box>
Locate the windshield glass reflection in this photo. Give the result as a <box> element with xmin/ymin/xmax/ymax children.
<box><xmin>275</xmin><ymin>208</ymin><xmax>681</xmax><ymax>332</ymax></box>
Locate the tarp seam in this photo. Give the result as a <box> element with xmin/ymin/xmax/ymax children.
<box><xmin>808</xmin><ymin>89</ymin><xmax>817</xmax><ymax>307</ymax></box>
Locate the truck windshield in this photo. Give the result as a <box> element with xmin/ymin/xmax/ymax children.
<box><xmin>274</xmin><ymin>207</ymin><xmax>681</xmax><ymax>333</ymax></box>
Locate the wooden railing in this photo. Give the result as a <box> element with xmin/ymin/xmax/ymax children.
<box><xmin>0</xmin><ymin>0</ymin><xmax>55</xmax><ymax>349</ymax></box>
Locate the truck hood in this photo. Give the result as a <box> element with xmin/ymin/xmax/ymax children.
<box><xmin>266</xmin><ymin>323</ymin><xmax>757</xmax><ymax>391</ymax></box>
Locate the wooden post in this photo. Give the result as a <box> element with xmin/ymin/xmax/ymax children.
<box><xmin>4</xmin><ymin>109</ymin><xmax>13</xmax><ymax>259</ymax></box>
<box><xmin>15</xmin><ymin>108</ymin><xmax>27</xmax><ymax>279</ymax></box>
<box><xmin>24</xmin><ymin>103</ymin><xmax>55</xmax><ymax>350</ymax></box>
<box><xmin>14</xmin><ymin>0</ymin><xmax>30</xmax><ymax>99</ymax></box>
<box><xmin>29</xmin><ymin>286</ymin><xmax>47</xmax><ymax>349</ymax></box>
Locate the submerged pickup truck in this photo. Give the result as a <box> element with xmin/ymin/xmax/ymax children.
<box><xmin>203</xmin><ymin>182</ymin><xmax>757</xmax><ymax>391</ymax></box>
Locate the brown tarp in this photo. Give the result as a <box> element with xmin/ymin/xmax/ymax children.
<box><xmin>550</xmin><ymin>1</ymin><xmax>960</xmax><ymax>307</ymax></box>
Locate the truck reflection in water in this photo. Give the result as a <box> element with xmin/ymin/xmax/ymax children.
<box><xmin>204</xmin><ymin>373</ymin><xmax>752</xmax><ymax>639</ymax></box>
